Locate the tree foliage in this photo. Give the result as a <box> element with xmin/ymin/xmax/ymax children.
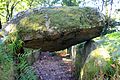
<box><xmin>62</xmin><ymin>0</ymin><xmax>79</xmax><ymax>6</ymax></box>
<box><xmin>0</xmin><ymin>0</ymin><xmax>54</xmax><ymax>23</ymax></box>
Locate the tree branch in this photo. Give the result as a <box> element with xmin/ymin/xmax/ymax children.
<box><xmin>6</xmin><ymin>1</ymin><xmax>10</xmax><ymax>21</ymax></box>
<box><xmin>0</xmin><ymin>13</ymin><xmax>5</xmax><ymax>17</ymax></box>
<box><xmin>10</xmin><ymin>1</ymin><xmax>20</xmax><ymax>19</ymax></box>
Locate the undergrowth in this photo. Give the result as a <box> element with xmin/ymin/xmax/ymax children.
<box><xmin>0</xmin><ymin>32</ymin><xmax>38</xmax><ymax>80</ymax></box>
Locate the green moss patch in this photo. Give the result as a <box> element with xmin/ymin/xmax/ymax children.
<box><xmin>15</xmin><ymin>7</ymin><xmax>104</xmax><ymax>34</ymax></box>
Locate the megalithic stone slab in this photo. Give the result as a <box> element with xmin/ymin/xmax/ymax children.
<box><xmin>3</xmin><ymin>7</ymin><xmax>106</xmax><ymax>51</ymax></box>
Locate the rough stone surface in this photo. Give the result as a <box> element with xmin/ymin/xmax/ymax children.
<box><xmin>3</xmin><ymin>7</ymin><xmax>105</xmax><ymax>51</ymax></box>
<box><xmin>75</xmin><ymin>40</ymin><xmax>98</xmax><ymax>80</ymax></box>
<box><xmin>80</xmin><ymin>48</ymin><xmax>110</xmax><ymax>80</ymax></box>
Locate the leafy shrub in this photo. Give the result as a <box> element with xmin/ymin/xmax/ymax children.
<box><xmin>0</xmin><ymin>44</ymin><xmax>14</xmax><ymax>80</ymax></box>
<box><xmin>0</xmin><ymin>32</ymin><xmax>38</xmax><ymax>80</ymax></box>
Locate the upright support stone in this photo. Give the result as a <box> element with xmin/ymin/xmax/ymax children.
<box><xmin>71</xmin><ymin>45</ymin><xmax>77</xmax><ymax>63</ymax></box>
<box><xmin>75</xmin><ymin>40</ymin><xmax>97</xmax><ymax>80</ymax></box>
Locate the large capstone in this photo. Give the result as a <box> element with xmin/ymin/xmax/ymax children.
<box><xmin>3</xmin><ymin>7</ymin><xmax>105</xmax><ymax>51</ymax></box>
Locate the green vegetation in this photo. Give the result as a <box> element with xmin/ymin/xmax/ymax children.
<box><xmin>0</xmin><ymin>28</ymin><xmax>37</xmax><ymax>79</ymax></box>
<box><xmin>75</xmin><ymin>32</ymin><xmax>120</xmax><ymax>80</ymax></box>
<box><xmin>0</xmin><ymin>0</ymin><xmax>120</xmax><ymax>80</ymax></box>
<box><xmin>0</xmin><ymin>44</ymin><xmax>14</xmax><ymax>80</ymax></box>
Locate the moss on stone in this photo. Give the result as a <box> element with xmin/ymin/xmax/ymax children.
<box><xmin>80</xmin><ymin>48</ymin><xmax>110</xmax><ymax>80</ymax></box>
<box><xmin>15</xmin><ymin>7</ymin><xmax>104</xmax><ymax>33</ymax></box>
<box><xmin>46</xmin><ymin>7</ymin><xmax>103</xmax><ymax>30</ymax></box>
<box><xmin>4</xmin><ymin>7</ymin><xmax>105</xmax><ymax>41</ymax></box>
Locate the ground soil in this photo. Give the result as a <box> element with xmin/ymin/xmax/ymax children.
<box><xmin>32</xmin><ymin>52</ymin><xmax>75</xmax><ymax>80</ymax></box>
